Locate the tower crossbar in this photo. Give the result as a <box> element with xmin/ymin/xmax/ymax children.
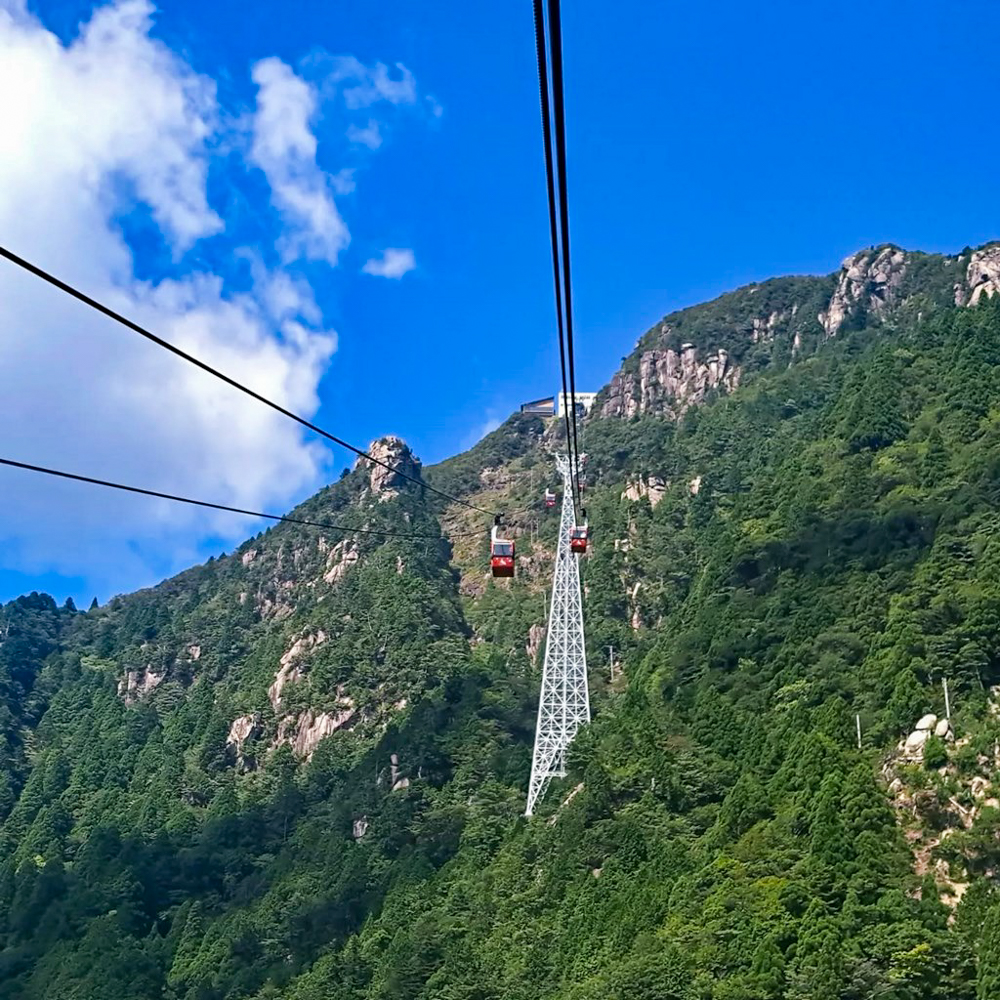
<box><xmin>526</xmin><ymin>454</ymin><xmax>590</xmax><ymax>816</ymax></box>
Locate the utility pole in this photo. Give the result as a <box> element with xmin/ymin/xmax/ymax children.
<box><xmin>856</xmin><ymin>713</ymin><xmax>862</xmax><ymax>750</ymax></box>
<box><xmin>608</xmin><ymin>645</ymin><xmax>615</xmax><ymax>683</ymax></box>
<box><xmin>943</xmin><ymin>678</ymin><xmax>951</xmax><ymax>721</ymax></box>
<box><xmin>526</xmin><ymin>454</ymin><xmax>590</xmax><ymax>817</ymax></box>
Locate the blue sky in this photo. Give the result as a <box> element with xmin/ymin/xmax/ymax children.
<box><xmin>2</xmin><ymin>0</ymin><xmax>999</xmax><ymax>606</ymax></box>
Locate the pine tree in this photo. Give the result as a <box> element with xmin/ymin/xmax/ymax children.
<box><xmin>923</xmin><ymin>427</ymin><xmax>948</xmax><ymax>486</ymax></box>
<box><xmin>750</xmin><ymin>934</ymin><xmax>786</xmax><ymax>997</ymax></box>
<box><xmin>978</xmin><ymin>904</ymin><xmax>1000</xmax><ymax>999</ymax></box>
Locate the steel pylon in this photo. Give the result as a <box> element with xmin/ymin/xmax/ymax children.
<box><xmin>526</xmin><ymin>454</ymin><xmax>590</xmax><ymax>816</ymax></box>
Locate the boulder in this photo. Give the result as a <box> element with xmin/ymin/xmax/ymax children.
<box><xmin>934</xmin><ymin>718</ymin><xmax>951</xmax><ymax>739</ymax></box>
<box><xmin>905</xmin><ymin>729</ymin><xmax>931</xmax><ymax>751</ymax></box>
<box><xmin>915</xmin><ymin>714</ymin><xmax>938</xmax><ymax>731</ymax></box>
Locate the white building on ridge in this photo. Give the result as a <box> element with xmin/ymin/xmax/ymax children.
<box><xmin>557</xmin><ymin>391</ymin><xmax>597</xmax><ymax>418</ymax></box>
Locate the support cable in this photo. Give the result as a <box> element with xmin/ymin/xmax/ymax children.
<box><xmin>0</xmin><ymin>457</ymin><xmax>480</xmax><ymax>540</ymax></box>
<box><xmin>545</xmin><ymin>0</ymin><xmax>584</xmax><ymax>502</ymax></box>
<box><xmin>0</xmin><ymin>244</ymin><xmax>499</xmax><ymax>518</ymax></box>
<box><xmin>532</xmin><ymin>0</ymin><xmax>579</xmax><ymax>516</ymax></box>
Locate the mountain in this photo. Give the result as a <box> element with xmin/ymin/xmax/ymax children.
<box><xmin>5</xmin><ymin>242</ymin><xmax>1000</xmax><ymax>998</ymax></box>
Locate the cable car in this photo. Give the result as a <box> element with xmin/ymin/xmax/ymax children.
<box><xmin>490</xmin><ymin>521</ymin><xmax>515</xmax><ymax>578</ymax></box>
<box><xmin>544</xmin><ymin>489</ymin><xmax>557</xmax><ymax>508</ymax></box>
<box><xmin>570</xmin><ymin>525</ymin><xmax>589</xmax><ymax>554</ymax></box>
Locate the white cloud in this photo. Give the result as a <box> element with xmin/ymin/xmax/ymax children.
<box><xmin>0</xmin><ymin>1</ymin><xmax>418</xmax><ymax>599</ymax></box>
<box><xmin>362</xmin><ymin>247</ymin><xmax>416</xmax><ymax>279</ymax></box>
<box><xmin>250</xmin><ymin>57</ymin><xmax>349</xmax><ymax>266</ymax></box>
<box><xmin>328</xmin><ymin>56</ymin><xmax>417</xmax><ymax>110</ymax></box>
<box><xmin>347</xmin><ymin>119</ymin><xmax>382</xmax><ymax>150</ymax></box>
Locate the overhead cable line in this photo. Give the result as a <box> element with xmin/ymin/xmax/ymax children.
<box><xmin>0</xmin><ymin>457</ymin><xmax>479</xmax><ymax>541</ymax></box>
<box><xmin>0</xmin><ymin>244</ymin><xmax>499</xmax><ymax>519</ymax></box>
<box><xmin>545</xmin><ymin>0</ymin><xmax>584</xmax><ymax>499</ymax></box>
<box><xmin>532</xmin><ymin>0</ymin><xmax>579</xmax><ymax>515</ymax></box>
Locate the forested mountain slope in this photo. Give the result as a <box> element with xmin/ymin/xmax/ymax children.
<box><xmin>5</xmin><ymin>244</ymin><xmax>1000</xmax><ymax>998</ymax></box>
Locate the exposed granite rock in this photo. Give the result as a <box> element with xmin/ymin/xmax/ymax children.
<box><xmin>819</xmin><ymin>246</ymin><xmax>907</xmax><ymax>337</ymax></box>
<box><xmin>904</xmin><ymin>729</ymin><xmax>930</xmax><ymax>755</ymax></box>
<box><xmin>226</xmin><ymin>714</ymin><xmax>261</xmax><ymax>770</ymax></box>
<box><xmin>268</xmin><ymin>630</ymin><xmax>327</xmax><ymax>712</ymax></box>
<box><xmin>601</xmin><ymin>342</ymin><xmax>739</xmax><ymax>419</ymax></box>
<box><xmin>526</xmin><ymin>622</ymin><xmax>546</xmax><ymax>663</ymax></box>
<box><xmin>377</xmin><ymin>752</ymin><xmax>411</xmax><ymax>791</ymax></box>
<box><xmin>960</xmin><ymin>245</ymin><xmax>1000</xmax><ymax>306</ymax></box>
<box><xmin>278</xmin><ymin>701</ymin><xmax>356</xmax><ymax>760</ymax></box>
<box><xmin>356</xmin><ymin>436</ymin><xmax>419</xmax><ymax>499</ymax></box>
<box><xmin>629</xmin><ymin>581</ymin><xmax>643</xmax><ymax>631</ymax></box>
<box><xmin>750</xmin><ymin>310</ymin><xmax>789</xmax><ymax>344</ymax></box>
<box><xmin>353</xmin><ymin>816</ymin><xmax>369</xmax><ymax>839</ymax></box>
<box><xmin>295</xmin><ymin>707</ymin><xmax>354</xmax><ymax>758</ymax></box>
<box><xmin>598</xmin><ymin>242</ymin><xmax>1000</xmax><ymax>432</ymax></box>
<box><xmin>324</xmin><ymin>540</ymin><xmax>360</xmax><ymax>585</ymax></box>
<box><xmin>227</xmin><ymin>714</ymin><xmax>260</xmax><ymax>750</ymax></box>
<box><xmin>118</xmin><ymin>665</ymin><xmax>166</xmax><ymax>705</ymax></box>
<box><xmin>621</xmin><ymin>476</ymin><xmax>667</xmax><ymax>508</ymax></box>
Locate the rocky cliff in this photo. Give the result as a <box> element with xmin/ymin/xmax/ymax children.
<box><xmin>598</xmin><ymin>241</ymin><xmax>1000</xmax><ymax>421</ymax></box>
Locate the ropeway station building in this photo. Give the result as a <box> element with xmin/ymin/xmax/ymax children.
<box><xmin>520</xmin><ymin>392</ymin><xmax>597</xmax><ymax>418</ymax></box>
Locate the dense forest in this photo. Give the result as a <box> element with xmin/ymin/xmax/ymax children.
<box><xmin>5</xmin><ymin>245</ymin><xmax>1000</xmax><ymax>998</ymax></box>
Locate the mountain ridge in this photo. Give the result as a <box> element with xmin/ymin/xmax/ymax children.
<box><xmin>5</xmin><ymin>240</ymin><xmax>1000</xmax><ymax>997</ymax></box>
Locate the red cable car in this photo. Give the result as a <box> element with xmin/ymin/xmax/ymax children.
<box><xmin>544</xmin><ymin>489</ymin><xmax>557</xmax><ymax>508</ymax></box>
<box><xmin>490</xmin><ymin>523</ymin><xmax>515</xmax><ymax>578</ymax></box>
<box><xmin>570</xmin><ymin>525</ymin><xmax>589</xmax><ymax>554</ymax></box>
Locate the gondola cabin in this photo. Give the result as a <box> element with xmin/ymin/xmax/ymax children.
<box><xmin>570</xmin><ymin>525</ymin><xmax>589</xmax><ymax>554</ymax></box>
<box><xmin>490</xmin><ymin>525</ymin><xmax>515</xmax><ymax>578</ymax></box>
<box><xmin>544</xmin><ymin>489</ymin><xmax>556</xmax><ymax>508</ymax></box>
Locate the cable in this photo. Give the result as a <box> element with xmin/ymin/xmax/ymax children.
<box><xmin>546</xmin><ymin>0</ymin><xmax>584</xmax><ymax>506</ymax></box>
<box><xmin>0</xmin><ymin>457</ymin><xmax>480</xmax><ymax>541</ymax></box>
<box><xmin>534</xmin><ymin>0</ymin><xmax>576</xmax><ymax>508</ymax></box>
<box><xmin>0</xmin><ymin>244</ymin><xmax>499</xmax><ymax>519</ymax></box>
<box><xmin>532</xmin><ymin>0</ymin><xmax>579</xmax><ymax>517</ymax></box>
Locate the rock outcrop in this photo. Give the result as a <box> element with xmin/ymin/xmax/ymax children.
<box><xmin>226</xmin><ymin>714</ymin><xmax>262</xmax><ymax>770</ymax></box>
<box><xmin>324</xmin><ymin>540</ymin><xmax>360</xmax><ymax>585</ymax></box>
<box><xmin>819</xmin><ymin>246</ymin><xmax>908</xmax><ymax>338</ymax></box>
<box><xmin>276</xmin><ymin>696</ymin><xmax>356</xmax><ymax>760</ymax></box>
<box><xmin>357</xmin><ymin>436</ymin><xmax>419</xmax><ymax>499</ymax></box>
<box><xmin>898</xmin><ymin>712</ymin><xmax>954</xmax><ymax>761</ymax></box>
<box><xmin>599</xmin><ymin>242</ymin><xmax>1000</xmax><ymax>432</ymax></box>
<box><xmin>389</xmin><ymin>752</ymin><xmax>410</xmax><ymax>791</ymax></box>
<box><xmin>959</xmin><ymin>244</ymin><xmax>1000</xmax><ymax>306</ymax></box>
<box><xmin>268</xmin><ymin>630</ymin><xmax>327</xmax><ymax>712</ymax></box>
<box><xmin>526</xmin><ymin>622</ymin><xmax>546</xmax><ymax>663</ymax></box>
<box><xmin>882</xmin><ymin>706</ymin><xmax>1000</xmax><ymax>911</ymax></box>
<box><xmin>621</xmin><ymin>476</ymin><xmax>667</xmax><ymax>508</ymax></box>
<box><xmin>117</xmin><ymin>665</ymin><xmax>166</xmax><ymax>705</ymax></box>
<box><xmin>601</xmin><ymin>342</ymin><xmax>739</xmax><ymax>419</ymax></box>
